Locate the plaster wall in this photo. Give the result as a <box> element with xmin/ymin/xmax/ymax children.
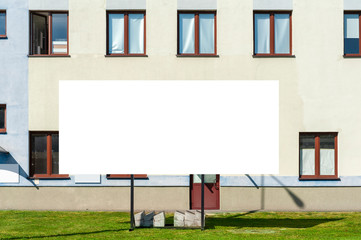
<box><xmin>0</xmin><ymin>1</ymin><xmax>29</xmax><ymax>183</ymax></box>
<box><xmin>28</xmin><ymin>0</ymin><xmax>361</xmax><ymax>179</ymax></box>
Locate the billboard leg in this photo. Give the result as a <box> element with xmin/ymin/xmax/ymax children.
<box><xmin>129</xmin><ymin>174</ymin><xmax>135</xmax><ymax>231</ymax></box>
<box><xmin>201</xmin><ymin>174</ymin><xmax>205</xmax><ymax>231</ymax></box>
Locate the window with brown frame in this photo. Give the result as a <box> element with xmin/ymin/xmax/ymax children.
<box><xmin>177</xmin><ymin>11</ymin><xmax>217</xmax><ymax>56</ymax></box>
<box><xmin>0</xmin><ymin>104</ymin><xmax>6</xmax><ymax>133</ymax></box>
<box><xmin>30</xmin><ymin>11</ymin><xmax>69</xmax><ymax>56</ymax></box>
<box><xmin>299</xmin><ymin>133</ymin><xmax>338</xmax><ymax>180</ymax></box>
<box><xmin>107</xmin><ymin>11</ymin><xmax>146</xmax><ymax>56</ymax></box>
<box><xmin>344</xmin><ymin>12</ymin><xmax>361</xmax><ymax>56</ymax></box>
<box><xmin>253</xmin><ymin>11</ymin><xmax>292</xmax><ymax>56</ymax></box>
<box><xmin>0</xmin><ymin>10</ymin><xmax>6</xmax><ymax>38</ymax></box>
<box><xmin>30</xmin><ymin>131</ymin><xmax>69</xmax><ymax>179</ymax></box>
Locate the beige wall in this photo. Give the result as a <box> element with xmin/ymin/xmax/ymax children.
<box><xmin>1</xmin><ymin>187</ymin><xmax>361</xmax><ymax>211</ymax></box>
<box><xmin>29</xmin><ymin>0</ymin><xmax>361</xmax><ymax>176</ymax></box>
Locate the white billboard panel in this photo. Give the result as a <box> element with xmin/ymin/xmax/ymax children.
<box><xmin>59</xmin><ymin>80</ymin><xmax>279</xmax><ymax>174</ymax></box>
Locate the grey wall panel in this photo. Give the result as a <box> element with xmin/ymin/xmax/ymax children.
<box><xmin>177</xmin><ymin>0</ymin><xmax>217</xmax><ymax>10</ymax></box>
<box><xmin>29</xmin><ymin>0</ymin><xmax>68</xmax><ymax>10</ymax></box>
<box><xmin>74</xmin><ymin>175</ymin><xmax>101</xmax><ymax>184</ymax></box>
<box><xmin>344</xmin><ymin>0</ymin><xmax>361</xmax><ymax>10</ymax></box>
<box><xmin>106</xmin><ymin>0</ymin><xmax>146</xmax><ymax>10</ymax></box>
<box><xmin>253</xmin><ymin>0</ymin><xmax>293</xmax><ymax>10</ymax></box>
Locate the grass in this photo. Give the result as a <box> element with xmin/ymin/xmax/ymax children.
<box><xmin>0</xmin><ymin>211</ymin><xmax>360</xmax><ymax>239</ymax></box>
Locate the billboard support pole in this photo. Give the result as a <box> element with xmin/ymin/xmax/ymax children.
<box><xmin>129</xmin><ymin>174</ymin><xmax>135</xmax><ymax>231</ymax></box>
<box><xmin>201</xmin><ymin>174</ymin><xmax>205</xmax><ymax>231</ymax></box>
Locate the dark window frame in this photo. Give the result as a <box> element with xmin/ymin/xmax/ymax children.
<box><xmin>177</xmin><ymin>11</ymin><xmax>217</xmax><ymax>56</ymax></box>
<box><xmin>29</xmin><ymin>11</ymin><xmax>69</xmax><ymax>56</ymax></box>
<box><xmin>106</xmin><ymin>11</ymin><xmax>146</xmax><ymax>56</ymax></box>
<box><xmin>0</xmin><ymin>10</ymin><xmax>7</xmax><ymax>38</ymax></box>
<box><xmin>0</xmin><ymin>104</ymin><xmax>6</xmax><ymax>133</ymax></box>
<box><xmin>29</xmin><ymin>131</ymin><xmax>69</xmax><ymax>179</ymax></box>
<box><xmin>253</xmin><ymin>11</ymin><xmax>292</xmax><ymax>56</ymax></box>
<box><xmin>344</xmin><ymin>11</ymin><xmax>361</xmax><ymax>57</ymax></box>
<box><xmin>299</xmin><ymin>132</ymin><xmax>339</xmax><ymax>180</ymax></box>
<box><xmin>106</xmin><ymin>174</ymin><xmax>148</xmax><ymax>179</ymax></box>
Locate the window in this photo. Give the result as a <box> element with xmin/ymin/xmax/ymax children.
<box><xmin>254</xmin><ymin>12</ymin><xmax>292</xmax><ymax>56</ymax></box>
<box><xmin>299</xmin><ymin>133</ymin><xmax>338</xmax><ymax>180</ymax></box>
<box><xmin>344</xmin><ymin>12</ymin><xmax>361</xmax><ymax>56</ymax></box>
<box><xmin>0</xmin><ymin>104</ymin><xmax>6</xmax><ymax>133</ymax></box>
<box><xmin>177</xmin><ymin>12</ymin><xmax>216</xmax><ymax>56</ymax></box>
<box><xmin>30</xmin><ymin>132</ymin><xmax>69</xmax><ymax>178</ymax></box>
<box><xmin>107</xmin><ymin>11</ymin><xmax>146</xmax><ymax>55</ymax></box>
<box><xmin>0</xmin><ymin>10</ymin><xmax>6</xmax><ymax>38</ymax></box>
<box><xmin>30</xmin><ymin>12</ymin><xmax>68</xmax><ymax>55</ymax></box>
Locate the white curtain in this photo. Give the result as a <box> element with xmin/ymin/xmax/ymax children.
<box><xmin>199</xmin><ymin>14</ymin><xmax>215</xmax><ymax>54</ymax></box>
<box><xmin>345</xmin><ymin>14</ymin><xmax>359</xmax><ymax>39</ymax></box>
<box><xmin>109</xmin><ymin>14</ymin><xmax>124</xmax><ymax>54</ymax></box>
<box><xmin>320</xmin><ymin>149</ymin><xmax>335</xmax><ymax>175</ymax></box>
<box><xmin>300</xmin><ymin>149</ymin><xmax>315</xmax><ymax>175</ymax></box>
<box><xmin>275</xmin><ymin>14</ymin><xmax>290</xmax><ymax>54</ymax></box>
<box><xmin>179</xmin><ymin>14</ymin><xmax>195</xmax><ymax>54</ymax></box>
<box><xmin>255</xmin><ymin>14</ymin><xmax>270</xmax><ymax>54</ymax></box>
<box><xmin>129</xmin><ymin>14</ymin><xmax>144</xmax><ymax>54</ymax></box>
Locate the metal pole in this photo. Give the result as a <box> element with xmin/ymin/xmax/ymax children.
<box><xmin>129</xmin><ymin>174</ymin><xmax>135</xmax><ymax>231</ymax></box>
<box><xmin>201</xmin><ymin>174</ymin><xmax>205</xmax><ymax>231</ymax></box>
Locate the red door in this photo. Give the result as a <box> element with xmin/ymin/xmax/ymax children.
<box><xmin>190</xmin><ymin>174</ymin><xmax>220</xmax><ymax>210</ymax></box>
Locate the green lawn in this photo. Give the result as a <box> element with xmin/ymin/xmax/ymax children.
<box><xmin>0</xmin><ymin>211</ymin><xmax>360</xmax><ymax>239</ymax></box>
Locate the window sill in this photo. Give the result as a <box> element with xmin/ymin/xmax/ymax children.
<box><xmin>106</xmin><ymin>174</ymin><xmax>148</xmax><ymax>179</ymax></box>
<box><xmin>105</xmin><ymin>54</ymin><xmax>148</xmax><ymax>57</ymax></box>
<box><xmin>253</xmin><ymin>55</ymin><xmax>296</xmax><ymax>58</ymax></box>
<box><xmin>176</xmin><ymin>54</ymin><xmax>219</xmax><ymax>58</ymax></box>
<box><xmin>299</xmin><ymin>177</ymin><xmax>340</xmax><ymax>181</ymax></box>
<box><xmin>29</xmin><ymin>174</ymin><xmax>70</xmax><ymax>180</ymax></box>
<box><xmin>0</xmin><ymin>130</ymin><xmax>7</xmax><ymax>134</ymax></box>
<box><xmin>343</xmin><ymin>55</ymin><xmax>361</xmax><ymax>58</ymax></box>
<box><xmin>28</xmin><ymin>55</ymin><xmax>71</xmax><ymax>58</ymax></box>
<box><xmin>0</xmin><ymin>36</ymin><xmax>7</xmax><ymax>39</ymax></box>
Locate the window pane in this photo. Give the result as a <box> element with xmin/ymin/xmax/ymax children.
<box><xmin>193</xmin><ymin>174</ymin><xmax>217</xmax><ymax>183</ymax></box>
<box><xmin>300</xmin><ymin>135</ymin><xmax>315</xmax><ymax>175</ymax></box>
<box><xmin>32</xmin><ymin>14</ymin><xmax>48</xmax><ymax>54</ymax></box>
<box><xmin>129</xmin><ymin>14</ymin><xmax>144</xmax><ymax>54</ymax></box>
<box><xmin>344</xmin><ymin>14</ymin><xmax>359</xmax><ymax>54</ymax></box>
<box><xmin>0</xmin><ymin>107</ymin><xmax>4</xmax><ymax>129</ymax></box>
<box><xmin>0</xmin><ymin>12</ymin><xmax>5</xmax><ymax>36</ymax></box>
<box><xmin>320</xmin><ymin>135</ymin><xmax>335</xmax><ymax>175</ymax></box>
<box><xmin>199</xmin><ymin>14</ymin><xmax>215</xmax><ymax>54</ymax></box>
<box><xmin>255</xmin><ymin>14</ymin><xmax>270</xmax><ymax>54</ymax></box>
<box><xmin>109</xmin><ymin>14</ymin><xmax>124</xmax><ymax>54</ymax></box>
<box><xmin>31</xmin><ymin>134</ymin><xmax>47</xmax><ymax>175</ymax></box>
<box><xmin>52</xmin><ymin>14</ymin><xmax>68</xmax><ymax>54</ymax></box>
<box><xmin>52</xmin><ymin>134</ymin><xmax>59</xmax><ymax>174</ymax></box>
<box><xmin>275</xmin><ymin>14</ymin><xmax>290</xmax><ymax>54</ymax></box>
<box><xmin>179</xmin><ymin>14</ymin><xmax>195</xmax><ymax>54</ymax></box>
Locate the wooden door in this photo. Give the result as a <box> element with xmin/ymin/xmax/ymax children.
<box><xmin>190</xmin><ymin>174</ymin><xmax>220</xmax><ymax>210</ymax></box>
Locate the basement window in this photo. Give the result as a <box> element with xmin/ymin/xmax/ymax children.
<box><xmin>30</xmin><ymin>12</ymin><xmax>68</xmax><ymax>56</ymax></box>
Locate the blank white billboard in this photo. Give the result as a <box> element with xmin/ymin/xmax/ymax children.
<box><xmin>59</xmin><ymin>80</ymin><xmax>279</xmax><ymax>174</ymax></box>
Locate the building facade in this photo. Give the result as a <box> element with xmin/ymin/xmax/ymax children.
<box><xmin>1</xmin><ymin>0</ymin><xmax>361</xmax><ymax>211</ymax></box>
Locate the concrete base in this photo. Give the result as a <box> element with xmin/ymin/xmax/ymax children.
<box><xmin>0</xmin><ymin>187</ymin><xmax>361</xmax><ymax>211</ymax></box>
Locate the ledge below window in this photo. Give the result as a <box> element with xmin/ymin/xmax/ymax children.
<box><xmin>28</xmin><ymin>55</ymin><xmax>71</xmax><ymax>58</ymax></box>
<box><xmin>343</xmin><ymin>55</ymin><xmax>361</xmax><ymax>58</ymax></box>
<box><xmin>0</xmin><ymin>36</ymin><xmax>7</xmax><ymax>39</ymax></box>
<box><xmin>176</xmin><ymin>54</ymin><xmax>219</xmax><ymax>58</ymax></box>
<box><xmin>253</xmin><ymin>55</ymin><xmax>296</xmax><ymax>58</ymax></box>
<box><xmin>299</xmin><ymin>177</ymin><xmax>340</xmax><ymax>181</ymax></box>
<box><xmin>106</xmin><ymin>174</ymin><xmax>148</xmax><ymax>179</ymax></box>
<box><xmin>29</xmin><ymin>174</ymin><xmax>70</xmax><ymax>180</ymax></box>
<box><xmin>105</xmin><ymin>55</ymin><xmax>148</xmax><ymax>57</ymax></box>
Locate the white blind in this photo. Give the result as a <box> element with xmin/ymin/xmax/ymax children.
<box><xmin>320</xmin><ymin>149</ymin><xmax>335</xmax><ymax>175</ymax></box>
<box><xmin>199</xmin><ymin>14</ymin><xmax>215</xmax><ymax>54</ymax></box>
<box><xmin>345</xmin><ymin>14</ymin><xmax>359</xmax><ymax>38</ymax></box>
<box><xmin>300</xmin><ymin>149</ymin><xmax>315</xmax><ymax>175</ymax></box>
<box><xmin>255</xmin><ymin>14</ymin><xmax>270</xmax><ymax>54</ymax></box>
<box><xmin>179</xmin><ymin>14</ymin><xmax>195</xmax><ymax>54</ymax></box>
<box><xmin>129</xmin><ymin>14</ymin><xmax>144</xmax><ymax>54</ymax></box>
<box><xmin>274</xmin><ymin>14</ymin><xmax>290</xmax><ymax>54</ymax></box>
<box><xmin>109</xmin><ymin>14</ymin><xmax>124</xmax><ymax>54</ymax></box>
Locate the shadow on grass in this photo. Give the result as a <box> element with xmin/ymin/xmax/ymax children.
<box><xmin>5</xmin><ymin>228</ymin><xmax>129</xmax><ymax>240</ymax></box>
<box><xmin>206</xmin><ymin>215</ymin><xmax>343</xmax><ymax>229</ymax></box>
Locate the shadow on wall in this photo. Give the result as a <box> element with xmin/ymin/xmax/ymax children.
<box><xmin>0</xmin><ymin>153</ymin><xmax>38</xmax><ymax>189</ymax></box>
<box><xmin>245</xmin><ymin>174</ymin><xmax>304</xmax><ymax>210</ymax></box>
